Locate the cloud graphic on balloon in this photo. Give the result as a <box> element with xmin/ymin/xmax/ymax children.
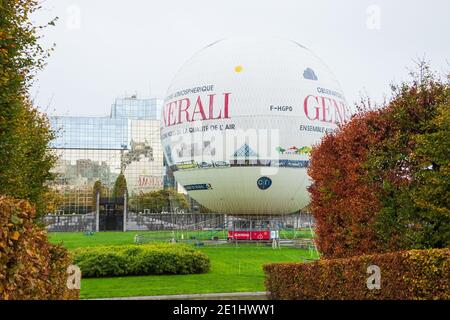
<box><xmin>303</xmin><ymin>67</ymin><xmax>318</xmax><ymax>80</ymax></box>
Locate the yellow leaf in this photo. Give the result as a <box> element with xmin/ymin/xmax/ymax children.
<box><xmin>10</xmin><ymin>231</ymin><xmax>20</xmax><ymax>241</ymax></box>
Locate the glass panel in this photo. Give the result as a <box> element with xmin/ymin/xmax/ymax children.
<box><xmin>49</xmin><ymin>100</ymin><xmax>164</xmax><ymax>215</ymax></box>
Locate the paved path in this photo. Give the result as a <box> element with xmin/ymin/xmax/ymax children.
<box><xmin>94</xmin><ymin>291</ymin><xmax>268</xmax><ymax>300</ymax></box>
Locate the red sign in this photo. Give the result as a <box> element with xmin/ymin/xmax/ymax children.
<box><xmin>138</xmin><ymin>176</ymin><xmax>163</xmax><ymax>187</ymax></box>
<box><xmin>163</xmin><ymin>92</ymin><xmax>231</xmax><ymax>127</ymax></box>
<box><xmin>228</xmin><ymin>230</ymin><xmax>270</xmax><ymax>241</ymax></box>
<box><xmin>304</xmin><ymin>94</ymin><xmax>348</xmax><ymax>124</ymax></box>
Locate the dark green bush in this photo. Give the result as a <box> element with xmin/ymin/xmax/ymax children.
<box><xmin>73</xmin><ymin>244</ymin><xmax>210</xmax><ymax>277</ymax></box>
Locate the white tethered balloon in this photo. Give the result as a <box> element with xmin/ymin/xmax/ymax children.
<box><xmin>161</xmin><ymin>37</ymin><xmax>350</xmax><ymax>215</ymax></box>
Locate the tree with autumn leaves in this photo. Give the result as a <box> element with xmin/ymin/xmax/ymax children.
<box><xmin>129</xmin><ymin>188</ymin><xmax>189</xmax><ymax>213</ymax></box>
<box><xmin>308</xmin><ymin>109</ymin><xmax>383</xmax><ymax>258</ymax></box>
<box><xmin>1</xmin><ymin>0</ymin><xmax>77</xmax><ymax>299</ymax></box>
<box><xmin>308</xmin><ymin>63</ymin><xmax>449</xmax><ymax>259</ymax></box>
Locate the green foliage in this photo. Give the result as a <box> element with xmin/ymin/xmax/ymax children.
<box><xmin>72</xmin><ymin>244</ymin><xmax>210</xmax><ymax>277</ymax></box>
<box><xmin>0</xmin><ymin>0</ymin><xmax>57</xmax><ymax>217</ymax></box>
<box><xmin>0</xmin><ymin>196</ymin><xmax>78</xmax><ymax>299</ymax></box>
<box><xmin>129</xmin><ymin>188</ymin><xmax>189</xmax><ymax>212</ymax></box>
<box><xmin>0</xmin><ymin>0</ymin><xmax>52</xmax><ymax>99</ymax></box>
<box><xmin>92</xmin><ymin>180</ymin><xmax>109</xmax><ymax>205</ymax></box>
<box><xmin>0</xmin><ymin>102</ymin><xmax>57</xmax><ymax>217</ymax></box>
<box><xmin>40</xmin><ymin>188</ymin><xmax>64</xmax><ymax>214</ymax></box>
<box><xmin>264</xmin><ymin>248</ymin><xmax>450</xmax><ymax>300</ymax></box>
<box><xmin>409</xmin><ymin>103</ymin><xmax>450</xmax><ymax>247</ymax></box>
<box><xmin>112</xmin><ymin>173</ymin><xmax>128</xmax><ymax>199</ymax></box>
<box><xmin>93</xmin><ymin>180</ymin><xmax>102</xmax><ymax>199</ymax></box>
<box><xmin>366</xmin><ymin>65</ymin><xmax>450</xmax><ymax>251</ymax></box>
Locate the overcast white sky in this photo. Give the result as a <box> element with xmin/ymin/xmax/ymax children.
<box><xmin>31</xmin><ymin>0</ymin><xmax>450</xmax><ymax>117</ymax></box>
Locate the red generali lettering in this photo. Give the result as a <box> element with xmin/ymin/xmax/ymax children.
<box><xmin>163</xmin><ymin>92</ymin><xmax>231</xmax><ymax>126</ymax></box>
<box><xmin>303</xmin><ymin>94</ymin><xmax>348</xmax><ymax>124</ymax></box>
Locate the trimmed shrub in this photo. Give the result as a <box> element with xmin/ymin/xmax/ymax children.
<box><xmin>264</xmin><ymin>248</ymin><xmax>449</xmax><ymax>300</ymax></box>
<box><xmin>73</xmin><ymin>244</ymin><xmax>210</xmax><ymax>277</ymax></box>
<box><xmin>0</xmin><ymin>196</ymin><xmax>78</xmax><ymax>300</ymax></box>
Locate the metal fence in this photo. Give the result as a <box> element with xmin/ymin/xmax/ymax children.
<box><xmin>43</xmin><ymin>211</ymin><xmax>315</xmax><ymax>233</ymax></box>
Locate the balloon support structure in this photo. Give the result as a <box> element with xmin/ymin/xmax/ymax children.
<box><xmin>134</xmin><ymin>212</ymin><xmax>319</xmax><ymax>255</ymax></box>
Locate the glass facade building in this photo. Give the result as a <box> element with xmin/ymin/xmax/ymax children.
<box><xmin>49</xmin><ymin>96</ymin><xmax>164</xmax><ymax>214</ymax></box>
<box><xmin>110</xmin><ymin>96</ymin><xmax>162</xmax><ymax>120</ymax></box>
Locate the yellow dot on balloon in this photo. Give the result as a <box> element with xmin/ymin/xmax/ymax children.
<box><xmin>234</xmin><ymin>65</ymin><xmax>243</xmax><ymax>73</ymax></box>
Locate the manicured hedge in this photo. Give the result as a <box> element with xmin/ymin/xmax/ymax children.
<box><xmin>264</xmin><ymin>248</ymin><xmax>449</xmax><ymax>300</ymax></box>
<box><xmin>0</xmin><ymin>196</ymin><xmax>78</xmax><ymax>300</ymax></box>
<box><xmin>73</xmin><ymin>244</ymin><xmax>210</xmax><ymax>277</ymax></box>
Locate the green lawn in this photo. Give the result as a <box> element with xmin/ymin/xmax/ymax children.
<box><xmin>50</xmin><ymin>231</ymin><xmax>145</xmax><ymax>250</ymax></box>
<box><xmin>49</xmin><ymin>231</ymin><xmax>317</xmax><ymax>299</ymax></box>
<box><xmin>49</xmin><ymin>229</ymin><xmax>314</xmax><ymax>249</ymax></box>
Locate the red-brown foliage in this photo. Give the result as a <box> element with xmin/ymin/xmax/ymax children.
<box><xmin>0</xmin><ymin>196</ymin><xmax>78</xmax><ymax>300</ymax></box>
<box><xmin>308</xmin><ymin>110</ymin><xmax>387</xmax><ymax>258</ymax></box>
<box><xmin>264</xmin><ymin>248</ymin><xmax>450</xmax><ymax>300</ymax></box>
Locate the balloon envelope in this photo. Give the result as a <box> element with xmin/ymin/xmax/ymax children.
<box><xmin>161</xmin><ymin>37</ymin><xmax>349</xmax><ymax>215</ymax></box>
